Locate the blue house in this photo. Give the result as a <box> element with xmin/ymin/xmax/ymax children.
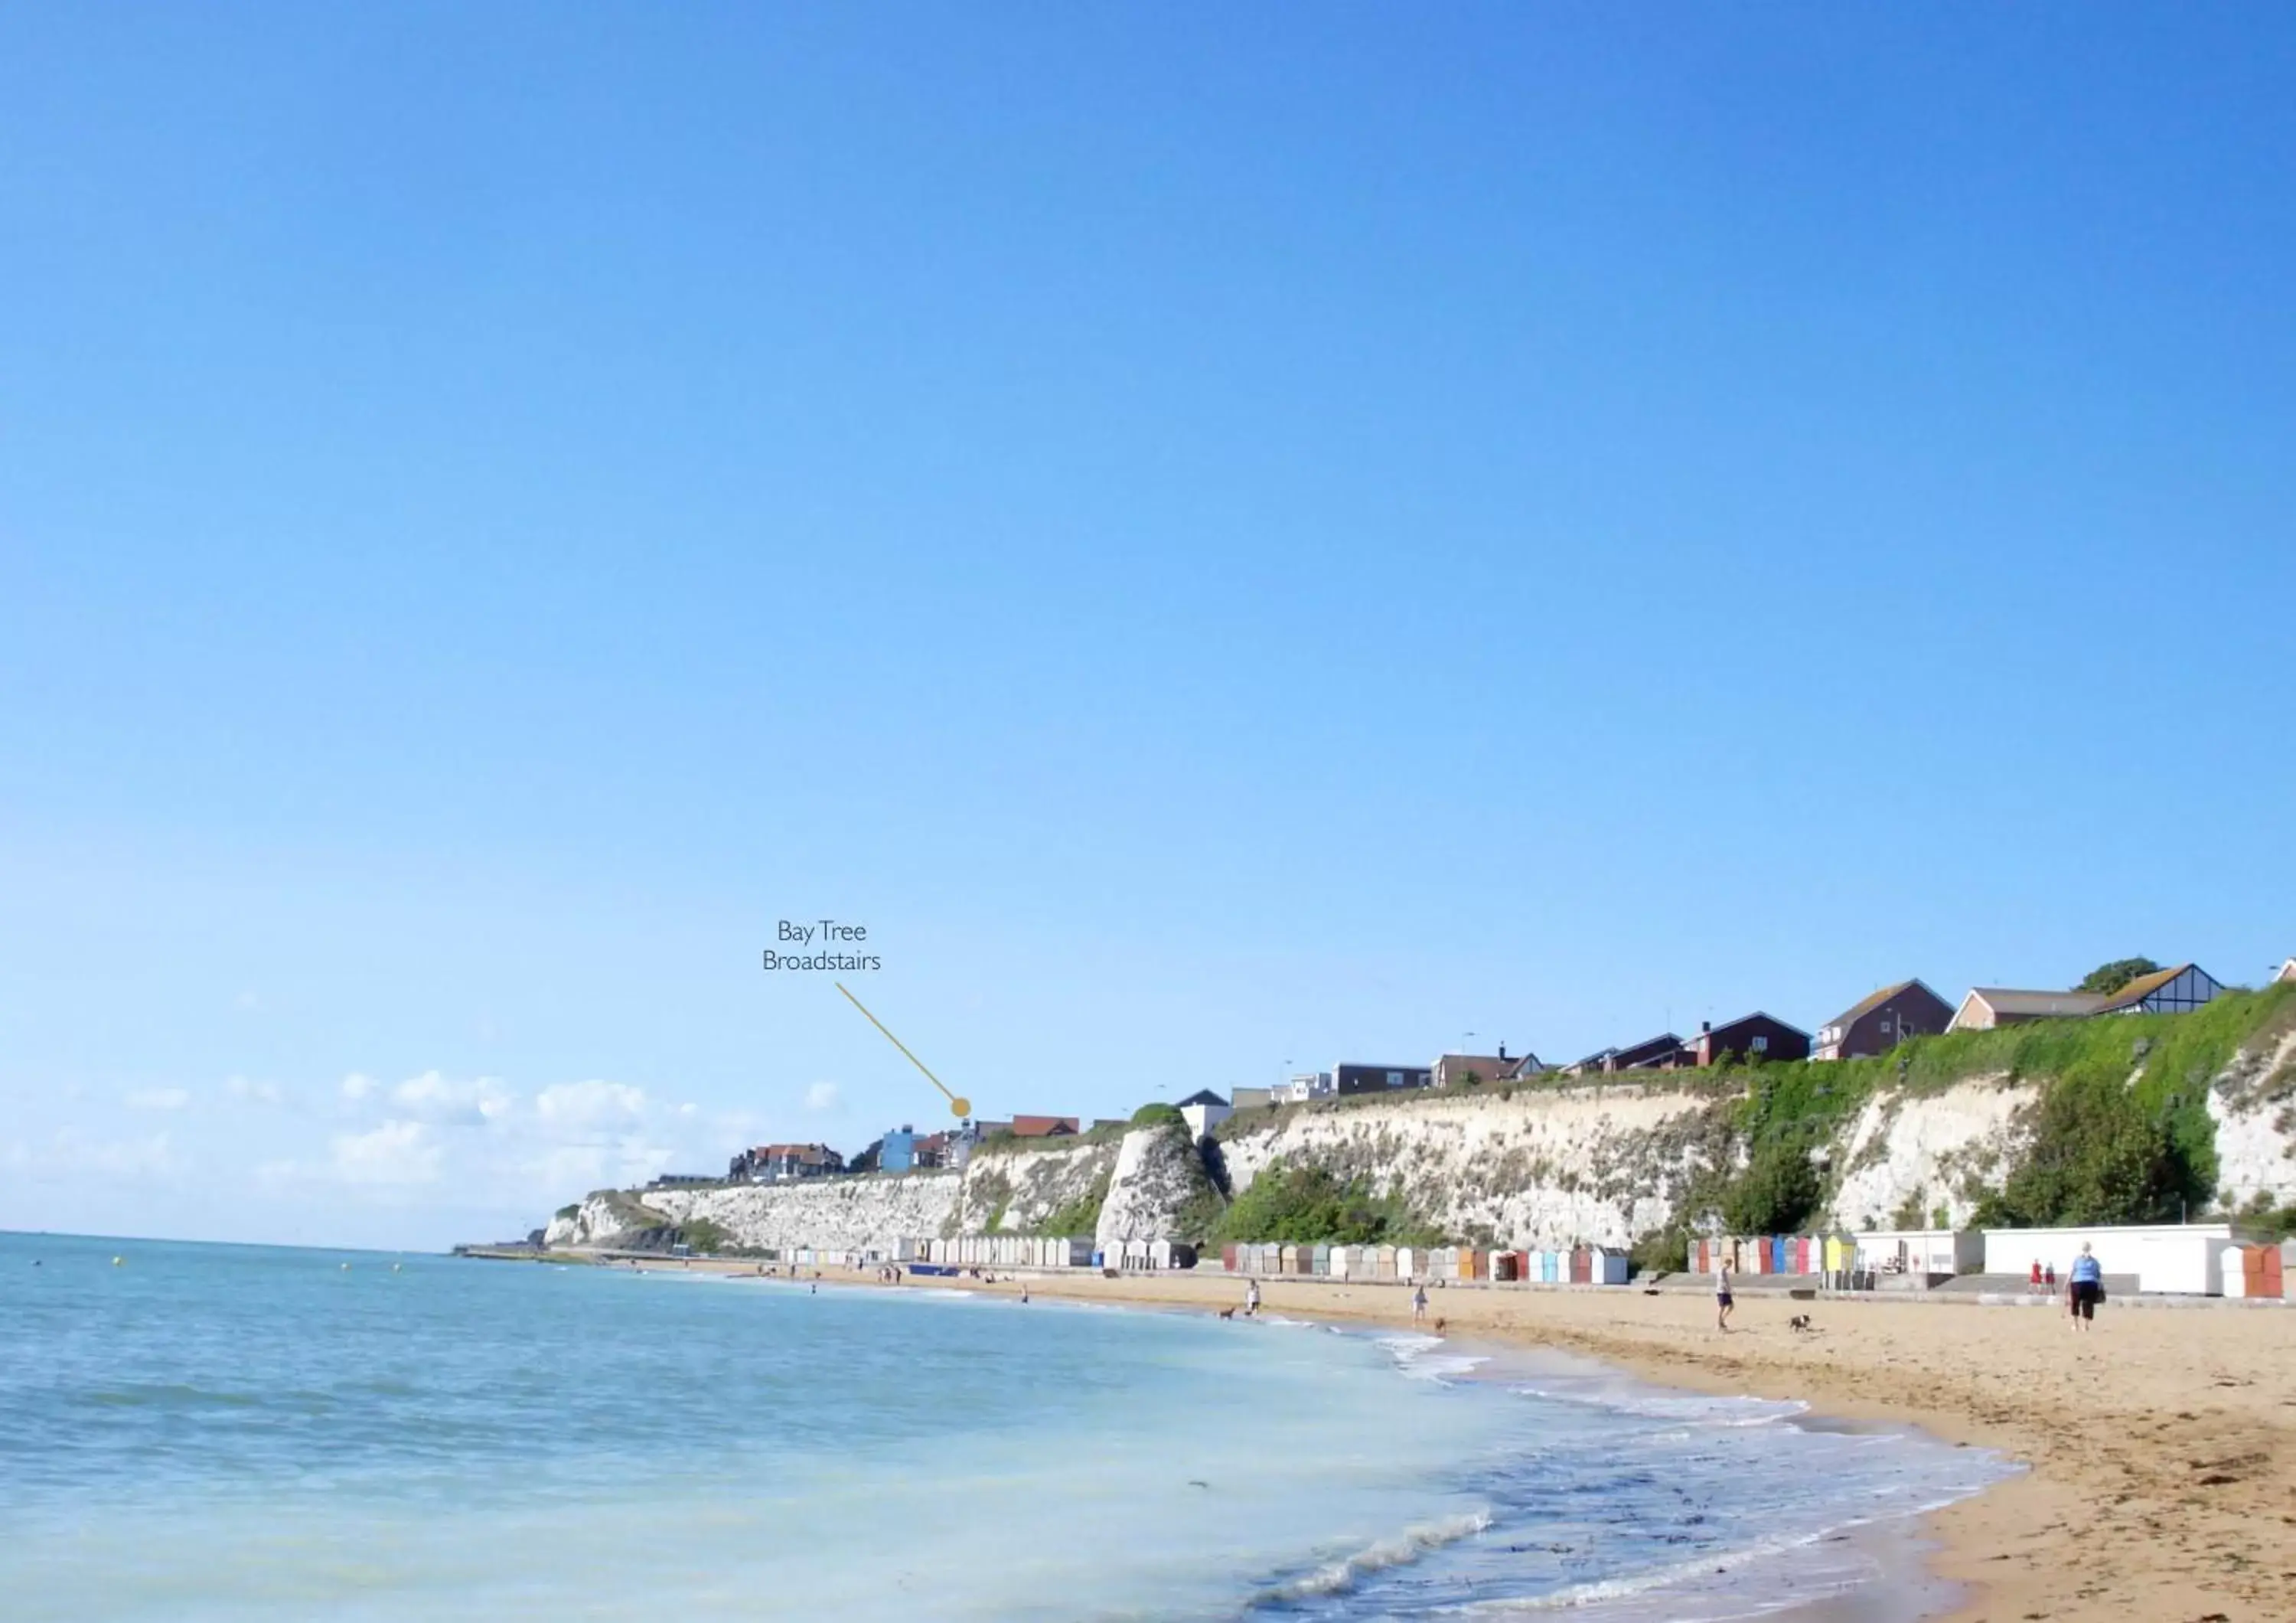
<box><xmin>879</xmin><ymin>1125</ymin><xmax>920</xmax><ymax>1174</ymax></box>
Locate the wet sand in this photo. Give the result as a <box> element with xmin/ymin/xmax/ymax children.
<box><xmin>595</xmin><ymin>1256</ymin><xmax>2296</xmax><ymax>1622</ymax></box>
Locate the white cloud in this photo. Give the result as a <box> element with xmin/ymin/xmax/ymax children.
<box><xmin>341</xmin><ymin>1073</ymin><xmax>377</xmax><ymax>1101</ymax></box>
<box><xmin>329</xmin><ymin>1120</ymin><xmax>443</xmax><ymax>1186</ymax></box>
<box><xmin>804</xmin><ymin>1081</ymin><xmax>840</xmax><ymax>1112</ymax></box>
<box><xmin>223</xmin><ymin>1075</ymin><xmax>285</xmax><ymax>1106</ymax></box>
<box><xmin>390</xmin><ymin>1070</ymin><xmax>513</xmax><ymax>1125</ymax></box>
<box><xmin>123</xmin><ymin>1087</ymin><xmax>192</xmax><ymax>1112</ymax></box>
<box><xmin>533</xmin><ymin>1079</ymin><xmax>650</xmax><ymax>1129</ymax></box>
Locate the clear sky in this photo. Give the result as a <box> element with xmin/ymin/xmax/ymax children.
<box><xmin>4</xmin><ymin>7</ymin><xmax>2291</xmax><ymax>1250</ymax></box>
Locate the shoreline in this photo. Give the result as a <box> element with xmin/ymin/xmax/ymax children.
<box><xmin>575</xmin><ymin>1252</ymin><xmax>2294</xmax><ymax>1622</ymax></box>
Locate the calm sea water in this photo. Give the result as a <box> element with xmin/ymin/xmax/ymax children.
<box><xmin>0</xmin><ymin>1233</ymin><xmax>2007</xmax><ymax>1621</ymax></box>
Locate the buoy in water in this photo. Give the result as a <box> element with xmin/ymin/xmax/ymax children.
<box><xmin>111</xmin><ymin>1256</ymin><xmax>124</xmax><ymax>1267</ymax></box>
<box><xmin>340</xmin><ymin>1262</ymin><xmax>351</xmax><ymax>1271</ymax></box>
<box><xmin>390</xmin><ymin>1262</ymin><xmax>402</xmax><ymax>1273</ymax></box>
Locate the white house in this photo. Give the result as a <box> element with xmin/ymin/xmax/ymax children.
<box><xmin>1276</xmin><ymin>1071</ymin><xmax>1334</xmax><ymax>1104</ymax></box>
<box><xmin>1982</xmin><ymin>1223</ymin><xmax>2255</xmax><ymax>1295</ymax></box>
<box><xmin>2275</xmin><ymin>958</ymin><xmax>2295</xmax><ymax>985</ymax></box>
<box><xmin>1176</xmin><ymin>1089</ymin><xmax>1232</xmax><ymax>1138</ymax></box>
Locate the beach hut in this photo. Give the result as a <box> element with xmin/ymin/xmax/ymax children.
<box><xmin>2226</xmin><ymin>1245</ymin><xmax>2283</xmax><ymax>1299</ymax></box>
<box><xmin>1589</xmin><ymin>1248</ymin><xmax>1630</xmax><ymax>1285</ymax></box>
<box><xmin>1569</xmin><ymin>1247</ymin><xmax>1592</xmax><ymax>1285</ymax></box>
<box><xmin>1221</xmin><ymin>1243</ymin><xmax>1238</xmax><ymax>1273</ymax></box>
<box><xmin>1375</xmin><ymin>1245</ymin><xmax>1399</xmax><ymax>1281</ymax></box>
<box><xmin>1458</xmin><ymin>1249</ymin><xmax>1481</xmax><ymax>1282</ymax></box>
<box><xmin>1395</xmin><ymin>1247</ymin><xmax>1417</xmax><ymax>1279</ymax></box>
<box><xmin>1148</xmin><ymin>1240</ymin><xmax>1172</xmax><ymax>1271</ymax></box>
<box><xmin>1537</xmin><ymin>1249</ymin><xmax>1556</xmax><ymax>1283</ymax></box>
<box><xmin>1312</xmin><ymin>1244</ymin><xmax>1332</xmax><ymax>1277</ymax></box>
<box><xmin>1491</xmin><ymin>1251</ymin><xmax>1515</xmax><ymax>1282</ymax></box>
<box><xmin>1769</xmin><ymin>1236</ymin><xmax>1789</xmax><ymax>1275</ymax></box>
<box><xmin>2285</xmin><ymin>1240</ymin><xmax>2296</xmax><ymax>1301</ymax></box>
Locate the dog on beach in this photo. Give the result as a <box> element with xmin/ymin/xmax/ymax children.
<box><xmin>1432</xmin><ymin>1317</ymin><xmax>1446</xmax><ymax>1336</ymax></box>
<box><xmin>1217</xmin><ymin>1307</ymin><xmax>1234</xmax><ymax>1321</ymax></box>
<box><xmin>1788</xmin><ymin>1314</ymin><xmax>1815</xmax><ymax>1334</ymax></box>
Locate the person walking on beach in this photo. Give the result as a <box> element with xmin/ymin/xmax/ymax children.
<box><xmin>2066</xmin><ymin>1243</ymin><xmax>2103</xmax><ymax>1332</ymax></box>
<box><xmin>1411</xmin><ymin>1282</ymin><xmax>1429</xmax><ymax>1326</ymax></box>
<box><xmin>1714</xmin><ymin>1262</ymin><xmax>1735</xmax><ymax>1332</ymax></box>
<box><xmin>1244</xmin><ymin>1278</ymin><xmax>1261</xmax><ymax>1318</ymax></box>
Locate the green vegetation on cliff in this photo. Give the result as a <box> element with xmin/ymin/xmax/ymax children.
<box><xmin>1216</xmin><ymin>984</ymin><xmax>2295</xmax><ymax>1256</ymax></box>
<box><xmin>1212</xmin><ymin>1165</ymin><xmax>1446</xmax><ymax>1247</ymax></box>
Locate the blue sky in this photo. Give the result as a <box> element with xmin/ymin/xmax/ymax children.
<box><xmin>4</xmin><ymin>8</ymin><xmax>2291</xmax><ymax>1249</ymax></box>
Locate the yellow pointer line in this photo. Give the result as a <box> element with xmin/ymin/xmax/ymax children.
<box><xmin>834</xmin><ymin>981</ymin><xmax>969</xmax><ymax>1118</ymax></box>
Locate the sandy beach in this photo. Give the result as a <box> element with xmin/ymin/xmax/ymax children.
<box><xmin>608</xmin><ymin>1256</ymin><xmax>2296</xmax><ymax>1623</ymax></box>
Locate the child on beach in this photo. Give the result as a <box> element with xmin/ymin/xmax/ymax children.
<box><xmin>1714</xmin><ymin>1262</ymin><xmax>1734</xmax><ymax>1332</ymax></box>
<box><xmin>1245</xmin><ymin>1278</ymin><xmax>1261</xmax><ymax>1317</ymax></box>
<box><xmin>1411</xmin><ymin>1283</ymin><xmax>1429</xmax><ymax>1325</ymax></box>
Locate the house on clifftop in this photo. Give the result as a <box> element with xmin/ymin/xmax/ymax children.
<box><xmin>1947</xmin><ymin>963</ymin><xmax>2223</xmax><ymax>1032</ymax></box>
<box><xmin>1432</xmin><ymin>1044</ymin><xmax>1541</xmax><ymax>1089</ymax></box>
<box><xmin>1684</xmin><ymin>1012</ymin><xmax>1811</xmax><ymax>1066</ymax></box>
<box><xmin>1561</xmin><ymin>1032</ymin><xmax>1683</xmax><ymax>1076</ymax></box>
<box><xmin>1815</xmin><ymin>979</ymin><xmax>1953</xmax><ymax>1060</ymax></box>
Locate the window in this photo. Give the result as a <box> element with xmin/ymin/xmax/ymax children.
<box><xmin>1386</xmin><ymin>1070</ymin><xmax>1404</xmax><ymax>1088</ymax></box>
<box><xmin>1751</xmin><ymin>1036</ymin><xmax>1769</xmax><ymax>1053</ymax></box>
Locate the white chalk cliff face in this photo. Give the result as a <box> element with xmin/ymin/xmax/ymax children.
<box><xmin>1094</xmin><ymin>1125</ymin><xmax>1212</xmax><ymax>1249</ymax></box>
<box><xmin>544</xmin><ymin>1173</ymin><xmax>959</xmax><ymax>1252</ymax></box>
<box><xmin>2210</xmin><ymin>1025</ymin><xmax>2296</xmax><ymax>1213</ymax></box>
<box><xmin>1827</xmin><ymin>1078</ymin><xmax>2036</xmax><ymax>1231</ymax></box>
<box><xmin>543</xmin><ymin>1021</ymin><xmax>2296</xmax><ymax>1251</ymax></box>
<box><xmin>1215</xmin><ymin>1084</ymin><xmax>1729</xmax><ymax>1250</ymax></box>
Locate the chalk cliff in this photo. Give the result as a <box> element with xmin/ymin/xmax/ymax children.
<box><xmin>544</xmin><ymin>991</ymin><xmax>2296</xmax><ymax>1253</ymax></box>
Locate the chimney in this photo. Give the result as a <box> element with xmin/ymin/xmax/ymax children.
<box><xmin>1498</xmin><ymin>1042</ymin><xmax>1508</xmax><ymax>1061</ymax></box>
<box><xmin>1701</xmin><ymin>1020</ymin><xmax>1712</xmax><ymax>1034</ymax></box>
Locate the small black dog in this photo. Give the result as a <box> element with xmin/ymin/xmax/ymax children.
<box><xmin>1788</xmin><ymin>1313</ymin><xmax>1815</xmax><ymax>1334</ymax></box>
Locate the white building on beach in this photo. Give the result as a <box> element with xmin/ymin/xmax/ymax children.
<box><xmin>1981</xmin><ymin>1223</ymin><xmax>2256</xmax><ymax>1295</ymax></box>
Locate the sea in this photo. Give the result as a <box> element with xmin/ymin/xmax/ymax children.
<box><xmin>0</xmin><ymin>1232</ymin><xmax>2011</xmax><ymax>1622</ymax></box>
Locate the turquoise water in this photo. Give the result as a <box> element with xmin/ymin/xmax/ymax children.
<box><xmin>0</xmin><ymin>1233</ymin><xmax>2007</xmax><ymax>1621</ymax></box>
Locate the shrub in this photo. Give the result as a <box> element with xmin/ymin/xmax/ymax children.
<box><xmin>1130</xmin><ymin>1102</ymin><xmax>1185</xmax><ymax>1128</ymax></box>
<box><xmin>1628</xmin><ymin>1226</ymin><xmax>1689</xmax><ymax>1277</ymax></box>
<box><xmin>2078</xmin><ymin>958</ymin><xmax>2161</xmax><ymax>995</ymax></box>
<box><xmin>1032</xmin><ymin>1171</ymin><xmax>1112</xmax><ymax>1239</ymax></box>
<box><xmin>1977</xmin><ymin>1069</ymin><xmax>2187</xmax><ymax>1226</ymax></box>
<box><xmin>1720</xmin><ymin>1140</ymin><xmax>1821</xmax><ymax>1235</ymax></box>
<box><xmin>680</xmin><ymin>1217</ymin><xmax>729</xmax><ymax>1254</ymax></box>
<box><xmin>1212</xmin><ymin>1165</ymin><xmax>1444</xmax><ymax>1246</ymax></box>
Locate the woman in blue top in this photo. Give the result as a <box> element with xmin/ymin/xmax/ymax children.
<box><xmin>2066</xmin><ymin>1243</ymin><xmax>2103</xmax><ymax>1331</ymax></box>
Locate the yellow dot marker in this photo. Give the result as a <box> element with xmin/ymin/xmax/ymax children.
<box><xmin>834</xmin><ymin>981</ymin><xmax>971</xmax><ymax>1122</ymax></box>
